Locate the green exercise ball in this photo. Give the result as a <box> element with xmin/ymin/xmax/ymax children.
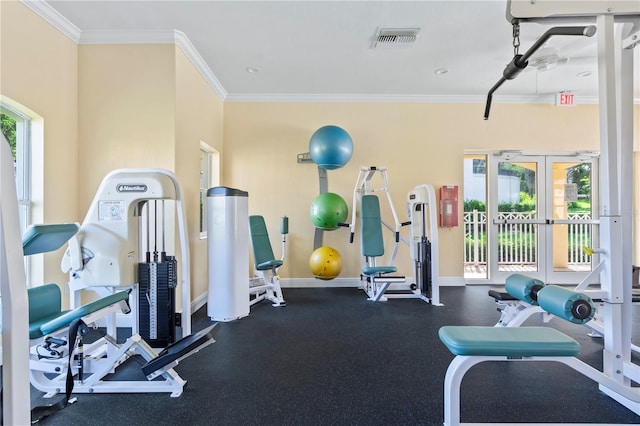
<box><xmin>309</xmin><ymin>246</ymin><xmax>343</xmax><ymax>280</ymax></box>
<box><xmin>310</xmin><ymin>192</ymin><xmax>348</xmax><ymax>230</ymax></box>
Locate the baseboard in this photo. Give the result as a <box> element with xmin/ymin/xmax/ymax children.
<box><xmin>280</xmin><ymin>277</ymin><xmax>360</xmax><ymax>288</ymax></box>
<box><xmin>191</xmin><ymin>291</ymin><xmax>208</xmax><ymax>313</ymax></box>
<box><xmin>281</xmin><ymin>276</ymin><xmax>466</xmax><ymax>288</ymax></box>
<box><xmin>96</xmin><ymin>277</ymin><xmax>465</xmax><ymax>327</ymax></box>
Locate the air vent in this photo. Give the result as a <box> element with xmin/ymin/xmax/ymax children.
<box><xmin>373</xmin><ymin>28</ymin><xmax>420</xmax><ymax>49</ymax></box>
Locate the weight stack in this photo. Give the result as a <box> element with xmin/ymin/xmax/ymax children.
<box><xmin>417</xmin><ymin>236</ymin><xmax>432</xmax><ymax>299</ymax></box>
<box><xmin>138</xmin><ymin>254</ymin><xmax>177</xmax><ymax>347</ymax></box>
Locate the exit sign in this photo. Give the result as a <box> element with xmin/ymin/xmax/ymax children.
<box><xmin>556</xmin><ymin>92</ymin><xmax>576</xmax><ymax>107</ymax></box>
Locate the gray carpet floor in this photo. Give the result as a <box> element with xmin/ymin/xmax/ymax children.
<box><xmin>27</xmin><ymin>285</ymin><xmax>640</xmax><ymax>425</ymax></box>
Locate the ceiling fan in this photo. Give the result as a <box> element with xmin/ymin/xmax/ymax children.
<box><xmin>526</xmin><ymin>43</ymin><xmax>595</xmax><ymax>72</ymax></box>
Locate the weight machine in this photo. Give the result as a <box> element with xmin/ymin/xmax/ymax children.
<box><xmin>349</xmin><ymin>166</ymin><xmax>441</xmax><ymax>304</ymax></box>
<box><xmin>61</xmin><ymin>169</ymin><xmax>192</xmax><ymax>340</ymax></box>
<box><xmin>440</xmin><ymin>1</ymin><xmax>640</xmax><ymax>424</ymax></box>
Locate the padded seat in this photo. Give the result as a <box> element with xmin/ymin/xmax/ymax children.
<box><xmin>40</xmin><ymin>290</ymin><xmax>130</xmax><ymax>336</ymax></box>
<box><xmin>22</xmin><ymin>223</ymin><xmax>79</xmax><ymax>256</ymax></box>
<box><xmin>249</xmin><ymin>215</ymin><xmax>281</xmax><ymax>271</ymax></box>
<box><xmin>439</xmin><ymin>326</ymin><xmax>581</xmax><ymax>357</ymax></box>
<box><xmin>487</xmin><ymin>289</ymin><xmax>517</xmax><ymax>301</ymax></box>
<box><xmin>363</xmin><ymin>265</ymin><xmax>397</xmax><ymax>275</ymax></box>
<box><xmin>256</xmin><ymin>259</ymin><xmax>283</xmax><ymax>271</ymax></box>
<box><xmin>27</xmin><ymin>283</ymin><xmax>70</xmax><ymax>339</ymax></box>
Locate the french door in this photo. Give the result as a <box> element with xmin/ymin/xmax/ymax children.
<box><xmin>488</xmin><ymin>153</ymin><xmax>598</xmax><ymax>284</ymax></box>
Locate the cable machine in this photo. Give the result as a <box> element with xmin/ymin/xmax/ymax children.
<box><xmin>350</xmin><ymin>166</ymin><xmax>441</xmax><ymax>304</ymax></box>
<box><xmin>61</xmin><ymin>169</ymin><xmax>192</xmax><ymax>341</ymax></box>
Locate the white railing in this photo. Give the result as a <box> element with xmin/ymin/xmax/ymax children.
<box><xmin>464</xmin><ymin>210</ymin><xmax>591</xmax><ymax>267</ymax></box>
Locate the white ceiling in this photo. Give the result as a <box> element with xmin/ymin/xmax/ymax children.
<box><xmin>39</xmin><ymin>0</ymin><xmax>640</xmax><ymax>102</ymax></box>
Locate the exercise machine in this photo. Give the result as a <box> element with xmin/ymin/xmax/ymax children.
<box><xmin>61</xmin><ymin>169</ymin><xmax>192</xmax><ymax>340</ymax></box>
<box><xmin>248</xmin><ymin>215</ymin><xmax>287</xmax><ymax>307</ymax></box>
<box><xmin>24</xmin><ymin>224</ymin><xmax>219</xmax><ymax>410</ymax></box>
<box><xmin>0</xmin><ymin>147</ymin><xmax>218</xmax><ymax>423</ymax></box>
<box><xmin>441</xmin><ymin>275</ymin><xmax>601</xmax><ymax>425</ymax></box>
<box><xmin>350</xmin><ymin>166</ymin><xmax>441</xmax><ymax>303</ymax></box>
<box><xmin>439</xmin><ymin>1</ymin><xmax>640</xmax><ymax>423</ymax></box>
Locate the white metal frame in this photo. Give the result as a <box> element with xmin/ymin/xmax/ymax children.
<box><xmin>29</xmin><ymin>299</ymin><xmax>189</xmax><ymax>398</ymax></box>
<box><xmin>249</xmin><ymin>222</ymin><xmax>286</xmax><ymax>307</ymax></box>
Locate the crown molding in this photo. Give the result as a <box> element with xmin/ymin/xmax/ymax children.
<box><xmin>79</xmin><ymin>29</ymin><xmax>178</xmax><ymax>45</ymax></box>
<box><xmin>173</xmin><ymin>31</ymin><xmax>228</xmax><ymax>101</ymax></box>
<box><xmin>21</xmin><ymin>0</ymin><xmax>81</xmax><ymax>43</ymax></box>
<box><xmin>19</xmin><ymin>0</ymin><xmax>229</xmax><ymax>101</ymax></box>
<box><xmin>224</xmin><ymin>93</ymin><xmax>606</xmax><ymax>104</ymax></box>
<box><xmin>80</xmin><ymin>29</ymin><xmax>227</xmax><ymax>100</ymax></box>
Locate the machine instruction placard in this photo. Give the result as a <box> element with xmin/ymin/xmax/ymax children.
<box><xmin>99</xmin><ymin>200</ymin><xmax>125</xmax><ymax>221</ymax></box>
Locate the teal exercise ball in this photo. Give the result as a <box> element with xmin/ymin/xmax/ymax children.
<box><xmin>309</xmin><ymin>125</ymin><xmax>353</xmax><ymax>170</ymax></box>
<box><xmin>310</xmin><ymin>192</ymin><xmax>348</xmax><ymax>230</ymax></box>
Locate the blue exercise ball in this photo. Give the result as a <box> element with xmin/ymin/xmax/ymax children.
<box><xmin>309</xmin><ymin>125</ymin><xmax>353</xmax><ymax>170</ymax></box>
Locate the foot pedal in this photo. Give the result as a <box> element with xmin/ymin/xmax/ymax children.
<box><xmin>37</xmin><ymin>336</ymin><xmax>68</xmax><ymax>359</ymax></box>
<box><xmin>142</xmin><ymin>323</ymin><xmax>220</xmax><ymax>379</ymax></box>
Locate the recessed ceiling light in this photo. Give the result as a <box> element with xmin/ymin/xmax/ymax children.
<box><xmin>246</xmin><ymin>67</ymin><xmax>261</xmax><ymax>74</ymax></box>
<box><xmin>576</xmin><ymin>71</ymin><xmax>592</xmax><ymax>77</ymax></box>
<box><xmin>434</xmin><ymin>68</ymin><xmax>448</xmax><ymax>75</ymax></box>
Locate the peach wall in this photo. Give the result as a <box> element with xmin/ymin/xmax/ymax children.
<box><xmin>174</xmin><ymin>46</ymin><xmax>224</xmax><ymax>304</ymax></box>
<box><xmin>1</xmin><ymin>1</ymin><xmax>78</xmax><ymax>286</ymax></box>
<box><xmin>223</xmin><ymin>102</ymin><xmax>606</xmax><ymax>281</ymax></box>
<box><xmin>77</xmin><ymin>44</ymin><xmax>176</xmax><ymax>212</ymax></box>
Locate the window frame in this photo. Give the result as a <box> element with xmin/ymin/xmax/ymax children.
<box><xmin>1</xmin><ymin>102</ymin><xmax>32</xmax><ymax>285</ymax></box>
<box><xmin>199</xmin><ymin>142</ymin><xmax>216</xmax><ymax>239</ymax></box>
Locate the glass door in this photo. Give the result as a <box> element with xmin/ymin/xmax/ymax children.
<box><xmin>489</xmin><ymin>154</ymin><xmax>546</xmax><ymax>283</ymax></box>
<box><xmin>487</xmin><ymin>153</ymin><xmax>598</xmax><ymax>284</ymax></box>
<box><xmin>545</xmin><ymin>157</ymin><xmax>598</xmax><ymax>284</ymax></box>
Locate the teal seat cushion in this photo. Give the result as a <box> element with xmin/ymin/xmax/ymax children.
<box><xmin>438</xmin><ymin>326</ymin><xmax>581</xmax><ymax>357</ymax></box>
<box><xmin>29</xmin><ymin>312</ymin><xmax>71</xmax><ymax>339</ymax></box>
<box><xmin>22</xmin><ymin>223</ymin><xmax>79</xmax><ymax>256</ymax></box>
<box><xmin>256</xmin><ymin>259</ymin><xmax>283</xmax><ymax>271</ymax></box>
<box><xmin>363</xmin><ymin>265</ymin><xmax>397</xmax><ymax>275</ymax></box>
<box><xmin>249</xmin><ymin>215</ymin><xmax>280</xmax><ymax>270</ymax></box>
<box><xmin>39</xmin><ymin>291</ymin><xmax>130</xmax><ymax>336</ymax></box>
<box><xmin>27</xmin><ymin>283</ymin><xmax>66</xmax><ymax>339</ymax></box>
<box><xmin>361</xmin><ymin>195</ymin><xmax>385</xmax><ymax>257</ymax></box>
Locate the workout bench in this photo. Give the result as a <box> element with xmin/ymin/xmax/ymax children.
<box><xmin>438</xmin><ymin>275</ymin><xmax>640</xmax><ymax>425</ymax></box>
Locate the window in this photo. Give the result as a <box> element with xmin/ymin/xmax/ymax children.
<box><xmin>199</xmin><ymin>142</ymin><xmax>219</xmax><ymax>238</ymax></box>
<box><xmin>1</xmin><ymin>104</ymin><xmax>31</xmax><ymax>234</ymax></box>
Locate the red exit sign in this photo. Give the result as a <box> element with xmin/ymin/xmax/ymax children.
<box><xmin>556</xmin><ymin>92</ymin><xmax>576</xmax><ymax>107</ymax></box>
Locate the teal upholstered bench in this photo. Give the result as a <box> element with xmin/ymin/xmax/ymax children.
<box><xmin>438</xmin><ymin>326</ymin><xmax>581</xmax><ymax>357</ymax></box>
<box><xmin>438</xmin><ymin>275</ymin><xmax>602</xmax><ymax>425</ymax></box>
<box><xmin>39</xmin><ymin>290</ymin><xmax>130</xmax><ymax>336</ymax></box>
<box><xmin>439</xmin><ymin>325</ymin><xmax>588</xmax><ymax>425</ymax></box>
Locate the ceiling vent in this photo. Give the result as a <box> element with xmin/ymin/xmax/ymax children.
<box><xmin>373</xmin><ymin>28</ymin><xmax>420</xmax><ymax>49</ymax></box>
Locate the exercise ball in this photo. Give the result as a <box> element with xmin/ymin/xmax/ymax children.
<box><xmin>309</xmin><ymin>246</ymin><xmax>343</xmax><ymax>280</ymax></box>
<box><xmin>310</xmin><ymin>192</ymin><xmax>348</xmax><ymax>230</ymax></box>
<box><xmin>309</xmin><ymin>125</ymin><xmax>353</xmax><ymax>170</ymax></box>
